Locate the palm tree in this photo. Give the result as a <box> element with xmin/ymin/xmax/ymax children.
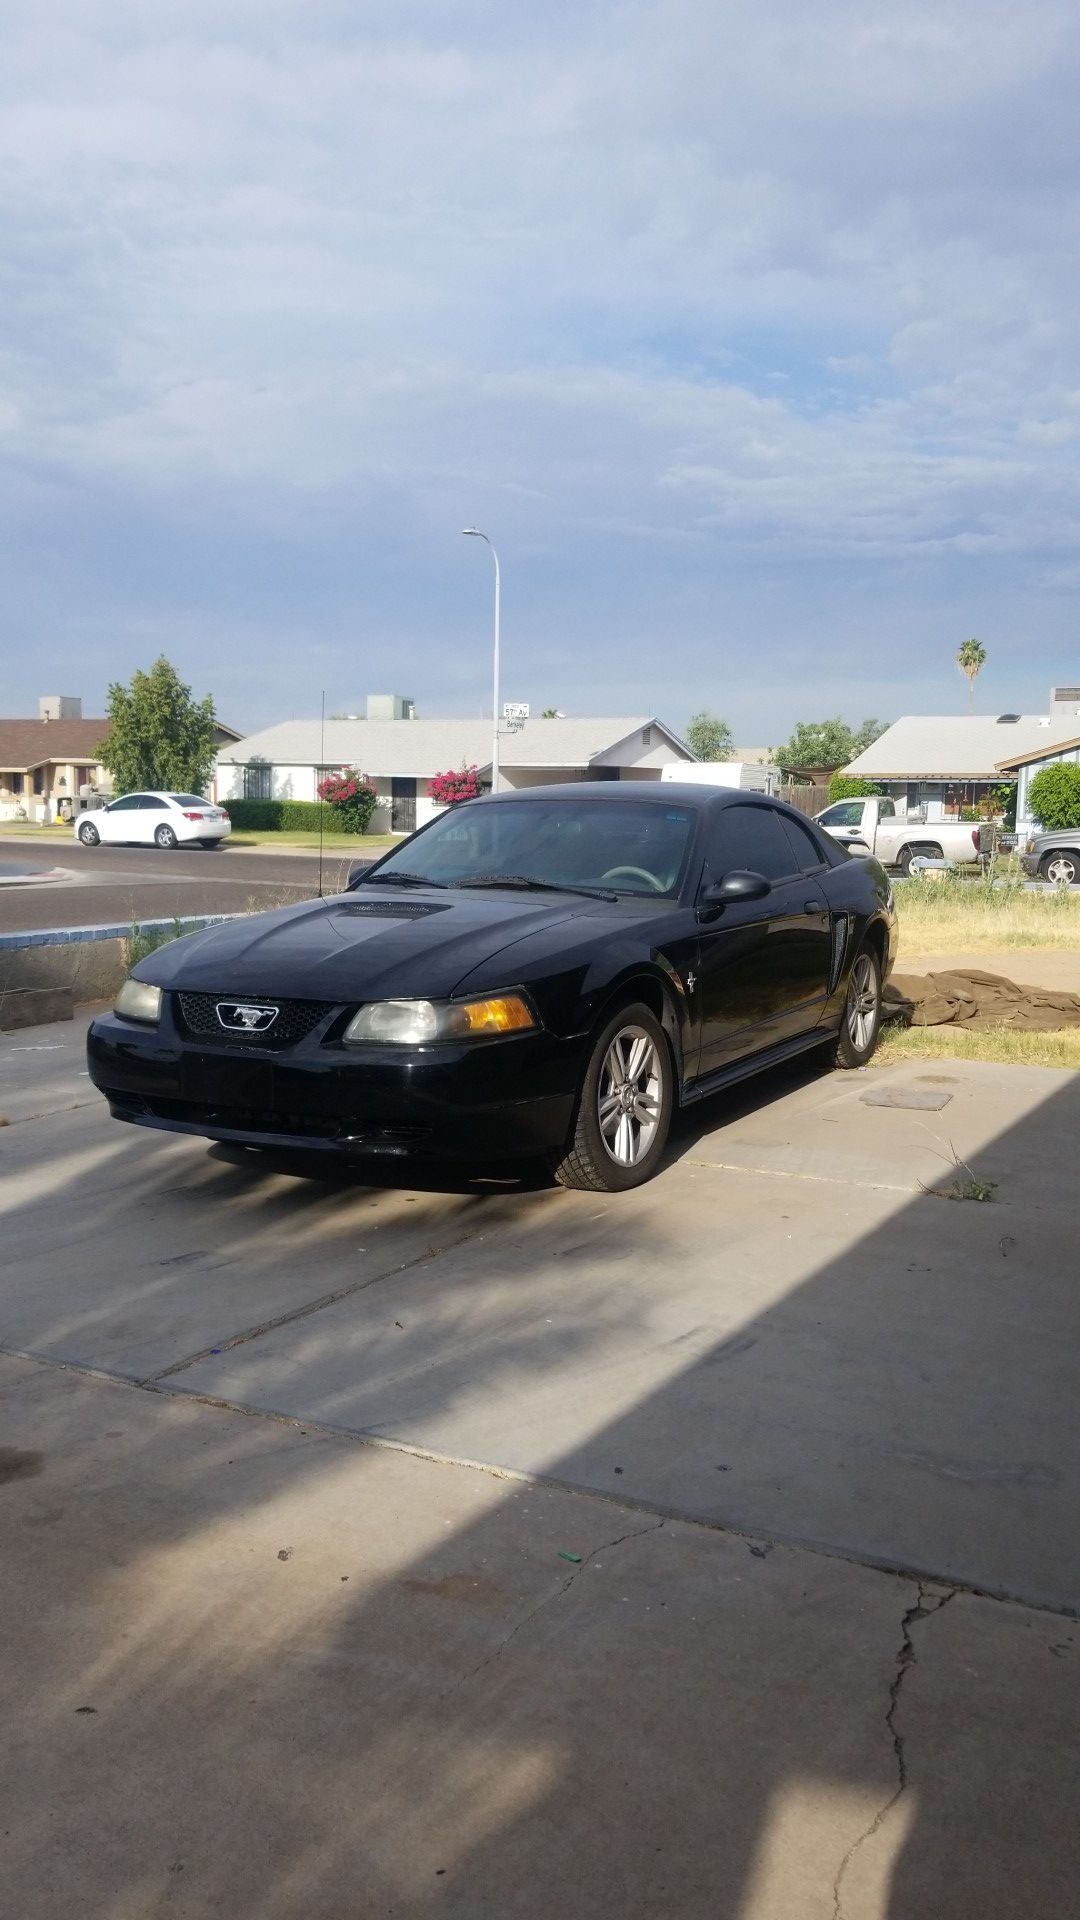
<box><xmin>956</xmin><ymin>638</ymin><xmax>987</xmax><ymax>711</ymax></box>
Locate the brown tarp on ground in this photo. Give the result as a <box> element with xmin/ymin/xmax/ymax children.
<box><xmin>884</xmin><ymin>969</ymin><xmax>1080</xmax><ymax>1031</ymax></box>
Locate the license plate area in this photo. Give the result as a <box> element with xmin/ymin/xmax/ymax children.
<box><xmin>181</xmin><ymin>1053</ymin><xmax>273</xmax><ymax>1110</ymax></box>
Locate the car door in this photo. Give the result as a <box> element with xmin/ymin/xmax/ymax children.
<box><xmin>694</xmin><ymin>802</ymin><xmax>832</xmax><ymax>1078</ymax></box>
<box><xmin>98</xmin><ymin>794</ymin><xmax>146</xmax><ymax>844</ymax></box>
<box><xmin>138</xmin><ymin>794</ymin><xmax>172</xmax><ymax>843</ymax></box>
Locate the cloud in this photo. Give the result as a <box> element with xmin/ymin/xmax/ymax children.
<box><xmin>1</xmin><ymin>1</ymin><xmax>1079</xmax><ymax>730</ymax></box>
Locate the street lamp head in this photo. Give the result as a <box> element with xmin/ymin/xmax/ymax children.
<box><xmin>462</xmin><ymin>526</ymin><xmax>484</xmax><ymax>538</ymax></box>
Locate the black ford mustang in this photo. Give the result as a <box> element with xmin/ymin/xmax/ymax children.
<box><xmin>87</xmin><ymin>783</ymin><xmax>896</xmax><ymax>1191</ymax></box>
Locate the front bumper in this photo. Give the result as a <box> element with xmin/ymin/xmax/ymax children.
<box><xmin>86</xmin><ymin>1003</ymin><xmax>583</xmax><ymax>1161</ymax></box>
<box><xmin>1019</xmin><ymin>853</ymin><xmax>1041</xmax><ymax>878</ymax></box>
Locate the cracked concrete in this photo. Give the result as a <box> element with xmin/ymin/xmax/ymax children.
<box><xmin>833</xmin><ymin>1582</ymin><xmax>956</xmax><ymax>1919</ymax></box>
<box><xmin>4</xmin><ymin>1013</ymin><xmax>1080</xmax><ymax>1914</ymax></box>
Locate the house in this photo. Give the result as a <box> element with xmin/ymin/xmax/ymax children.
<box><xmin>995</xmin><ymin>688</ymin><xmax>1080</xmax><ymax>831</ymax></box>
<box><xmin>215</xmin><ymin>702</ymin><xmax>696</xmax><ymax>832</ymax></box>
<box><xmin>841</xmin><ymin>688</ymin><xmax>1080</xmax><ymax>828</ymax></box>
<box><xmin>0</xmin><ymin>697</ymin><xmax>245</xmax><ymax>822</ymax></box>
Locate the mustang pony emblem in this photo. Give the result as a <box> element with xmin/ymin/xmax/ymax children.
<box><xmin>215</xmin><ymin>1001</ymin><xmax>279</xmax><ymax>1032</ymax></box>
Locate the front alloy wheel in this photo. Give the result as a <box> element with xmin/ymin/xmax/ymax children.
<box><xmin>1041</xmin><ymin>851</ymin><xmax>1080</xmax><ymax>887</ymax></box>
<box><xmin>830</xmin><ymin>945</ymin><xmax>882</xmax><ymax>1068</ymax></box>
<box><xmin>552</xmin><ymin>1000</ymin><xmax>673</xmax><ymax>1191</ymax></box>
<box><xmin>78</xmin><ymin>821</ymin><xmax>100</xmax><ymax>846</ymax></box>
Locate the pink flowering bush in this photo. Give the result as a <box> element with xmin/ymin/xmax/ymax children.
<box><xmin>316</xmin><ymin>767</ymin><xmax>378</xmax><ymax>834</ymax></box>
<box><xmin>428</xmin><ymin>765</ymin><xmax>482</xmax><ymax>806</ymax></box>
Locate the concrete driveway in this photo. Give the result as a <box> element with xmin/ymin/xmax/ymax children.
<box><xmin>2</xmin><ymin>1014</ymin><xmax>1078</xmax><ymax>1917</ymax></box>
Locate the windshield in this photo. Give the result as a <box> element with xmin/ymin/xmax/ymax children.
<box><xmin>363</xmin><ymin>799</ymin><xmax>698</xmax><ymax>896</ymax></box>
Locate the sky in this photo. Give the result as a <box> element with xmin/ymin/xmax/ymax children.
<box><xmin>2</xmin><ymin>0</ymin><xmax>1079</xmax><ymax>743</ymax></box>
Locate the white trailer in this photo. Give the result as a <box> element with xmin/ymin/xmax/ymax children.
<box><xmin>660</xmin><ymin>761</ymin><xmax>772</xmax><ymax>792</ymax></box>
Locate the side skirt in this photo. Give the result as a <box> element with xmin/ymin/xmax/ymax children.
<box><xmin>679</xmin><ymin>1025</ymin><xmax>838</xmax><ymax>1108</ymax></box>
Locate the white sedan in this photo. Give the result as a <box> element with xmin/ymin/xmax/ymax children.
<box><xmin>73</xmin><ymin>792</ymin><xmax>232</xmax><ymax>851</ymax></box>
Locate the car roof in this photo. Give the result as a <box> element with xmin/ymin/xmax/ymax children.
<box><xmin>473</xmin><ymin>780</ymin><xmax>806</xmax><ymax>815</ymax></box>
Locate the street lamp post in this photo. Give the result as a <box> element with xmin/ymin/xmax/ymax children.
<box><xmin>462</xmin><ymin>528</ymin><xmax>501</xmax><ymax>792</ymax></box>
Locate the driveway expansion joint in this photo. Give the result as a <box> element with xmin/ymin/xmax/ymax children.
<box><xmin>832</xmin><ymin>1580</ymin><xmax>957</xmax><ymax>1918</ymax></box>
<box><xmin>137</xmin><ymin>1220</ymin><xmax>497</xmax><ymax>1387</ymax></box>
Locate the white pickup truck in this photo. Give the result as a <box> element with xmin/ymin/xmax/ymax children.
<box><xmin>814</xmin><ymin>796</ymin><xmax>990</xmax><ymax>875</ymax></box>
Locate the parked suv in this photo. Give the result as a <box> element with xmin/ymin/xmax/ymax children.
<box><xmin>1020</xmin><ymin>830</ymin><xmax>1080</xmax><ymax>887</ymax></box>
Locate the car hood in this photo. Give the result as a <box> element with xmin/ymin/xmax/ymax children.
<box><xmin>136</xmin><ymin>887</ymin><xmax>604</xmax><ymax>1002</ymax></box>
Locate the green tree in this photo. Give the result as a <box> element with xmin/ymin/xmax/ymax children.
<box><xmin>827</xmin><ymin>774</ymin><xmax>883</xmax><ymax>803</ymax></box>
<box><xmin>956</xmin><ymin>638</ymin><xmax>987</xmax><ymax>711</ymax></box>
<box><xmin>95</xmin><ymin>656</ymin><xmax>218</xmax><ymax>796</ymax></box>
<box><xmin>851</xmin><ymin>717</ymin><xmax>888</xmax><ymax>754</ymax></box>
<box><xmin>1028</xmin><ymin>763</ymin><xmax>1080</xmax><ymax>831</ymax></box>
<box><xmin>541</xmin><ymin>707</ymin><xmax>561</xmax><ymax>719</ymax></box>
<box><xmin>685</xmin><ymin>710</ymin><xmax>735</xmax><ymax>760</ymax></box>
<box><xmin>778</xmin><ymin>716</ymin><xmax>891</xmax><ymax>775</ymax></box>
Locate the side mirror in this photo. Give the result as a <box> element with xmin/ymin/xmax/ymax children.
<box><xmin>698</xmin><ymin>868</ymin><xmax>771</xmax><ymax>912</ymax></box>
<box><xmin>347</xmin><ymin>863</ymin><xmax>369</xmax><ymax>890</ymax></box>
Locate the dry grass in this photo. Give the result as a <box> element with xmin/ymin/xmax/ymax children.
<box><xmin>895</xmin><ymin>872</ymin><xmax>1080</xmax><ymax>957</ymax></box>
<box><xmin>876</xmin><ymin>1021</ymin><xmax>1080</xmax><ymax>1071</ymax></box>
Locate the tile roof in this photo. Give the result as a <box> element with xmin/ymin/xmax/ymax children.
<box><xmin>0</xmin><ymin>718</ymin><xmax>107</xmax><ymax>769</ymax></box>
<box><xmin>216</xmin><ymin>715</ymin><xmax>690</xmax><ymax>776</ymax></box>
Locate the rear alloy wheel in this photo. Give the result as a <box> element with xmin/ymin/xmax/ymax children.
<box><xmin>1040</xmin><ymin>851</ymin><xmax>1080</xmax><ymax>887</ymax></box>
<box><xmin>552</xmin><ymin>1000</ymin><xmax>673</xmax><ymax>1192</ymax></box>
<box><xmin>154</xmin><ymin>824</ymin><xmax>179</xmax><ymax>849</ymax></box>
<box><xmin>896</xmin><ymin>843</ymin><xmax>942</xmax><ymax>877</ymax></box>
<box><xmin>830</xmin><ymin>945</ymin><xmax>883</xmax><ymax>1069</ymax></box>
<box><xmin>77</xmin><ymin>820</ymin><xmax>100</xmax><ymax>846</ymax></box>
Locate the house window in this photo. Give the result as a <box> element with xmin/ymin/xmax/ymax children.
<box><xmin>242</xmin><ymin>763</ymin><xmax>273</xmax><ymax>801</ymax></box>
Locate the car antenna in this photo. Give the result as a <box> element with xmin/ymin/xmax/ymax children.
<box><xmin>317</xmin><ymin>688</ymin><xmax>325</xmax><ymax>900</ymax></box>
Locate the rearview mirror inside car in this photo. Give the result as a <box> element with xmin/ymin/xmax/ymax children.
<box><xmin>698</xmin><ymin>869</ymin><xmax>771</xmax><ymax>911</ymax></box>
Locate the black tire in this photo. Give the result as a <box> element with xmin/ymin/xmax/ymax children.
<box><xmin>1040</xmin><ymin>850</ymin><xmax>1080</xmax><ymax>887</ymax></box>
<box><xmin>77</xmin><ymin>821</ymin><xmax>100</xmax><ymax>847</ymax></box>
<box><xmin>200</xmin><ymin>838</ymin><xmax>225</xmax><ymax>849</ymax></box>
<box><xmin>895</xmin><ymin>842</ymin><xmax>942</xmax><ymax>877</ymax></box>
<box><xmin>154</xmin><ymin>824</ymin><xmax>179</xmax><ymax>849</ymax></box>
<box><xmin>551</xmin><ymin>1000</ymin><xmax>674</xmax><ymax>1192</ymax></box>
<box><xmin>829</xmin><ymin>944</ymin><xmax>883</xmax><ymax>1069</ymax></box>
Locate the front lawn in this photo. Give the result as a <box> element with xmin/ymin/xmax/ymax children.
<box><xmin>895</xmin><ymin>872</ymin><xmax>1080</xmax><ymax>957</ymax></box>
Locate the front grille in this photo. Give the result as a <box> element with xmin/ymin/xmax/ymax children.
<box><xmin>174</xmin><ymin>992</ymin><xmax>335</xmax><ymax>1049</ymax></box>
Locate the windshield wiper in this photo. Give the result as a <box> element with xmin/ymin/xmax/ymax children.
<box><xmin>454</xmin><ymin>873</ymin><xmax>618</xmax><ymax>903</ymax></box>
<box><xmin>357</xmin><ymin>871</ymin><xmax>450</xmax><ymax>889</ymax></box>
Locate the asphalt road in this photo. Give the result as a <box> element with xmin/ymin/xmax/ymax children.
<box><xmin>0</xmin><ymin>836</ymin><xmax>371</xmax><ymax>933</ymax></box>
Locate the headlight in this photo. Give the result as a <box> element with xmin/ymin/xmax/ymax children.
<box><xmin>343</xmin><ymin>994</ymin><xmax>537</xmax><ymax>1046</ymax></box>
<box><xmin>114</xmin><ymin>979</ymin><xmax>163</xmax><ymax>1024</ymax></box>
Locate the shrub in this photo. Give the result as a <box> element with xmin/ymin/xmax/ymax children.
<box><xmin>222</xmin><ymin>799</ymin><xmax>342</xmax><ymax>832</ymax></box>
<box><xmin>429</xmin><ymin>765</ymin><xmax>482</xmax><ymax>805</ymax></box>
<box><xmin>827</xmin><ymin>774</ymin><xmax>883</xmax><ymax>803</ymax></box>
<box><xmin>316</xmin><ymin>769</ymin><xmax>379</xmax><ymax>834</ymax></box>
<box><xmin>1028</xmin><ymin>762</ymin><xmax>1080</xmax><ymax>831</ymax></box>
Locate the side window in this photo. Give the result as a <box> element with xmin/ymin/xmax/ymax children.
<box><xmin>138</xmin><ymin>796</ymin><xmax>168</xmax><ymax>810</ymax></box>
<box><xmin>108</xmin><ymin>795</ymin><xmax>145</xmax><ymax>812</ymax></box>
<box><xmin>708</xmin><ymin>804</ymin><xmax>798</xmax><ymax>883</ymax></box>
<box><xmin>878</xmin><ymin>799</ymin><xmax>896</xmax><ymax>818</ymax></box>
<box><xmin>780</xmin><ymin>812</ymin><xmax>829</xmax><ymax>874</ymax></box>
<box><xmin>818</xmin><ymin>801</ymin><xmax>863</xmax><ymax>827</ymax></box>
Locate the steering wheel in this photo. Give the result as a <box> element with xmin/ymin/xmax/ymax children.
<box><xmin>601</xmin><ymin>865</ymin><xmax>665</xmax><ymax>892</ymax></box>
